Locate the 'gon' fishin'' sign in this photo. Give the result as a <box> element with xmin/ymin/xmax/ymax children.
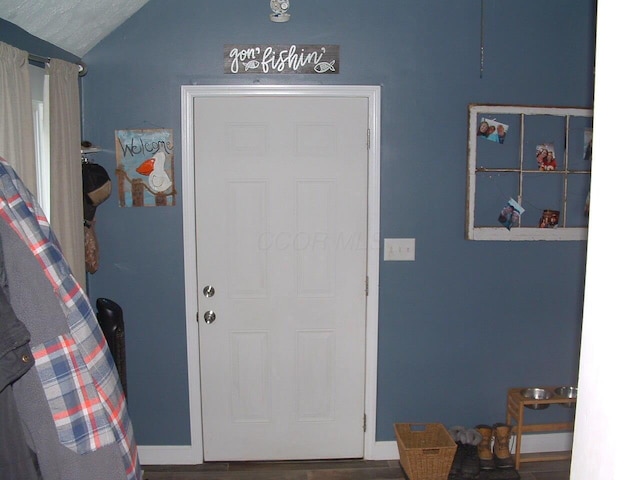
<box><xmin>224</xmin><ymin>44</ymin><xmax>339</xmax><ymax>74</ymax></box>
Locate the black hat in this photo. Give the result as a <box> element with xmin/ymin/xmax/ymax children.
<box><xmin>82</xmin><ymin>162</ymin><xmax>112</xmax><ymax>222</ymax></box>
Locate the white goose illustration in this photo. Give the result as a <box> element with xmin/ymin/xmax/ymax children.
<box><xmin>136</xmin><ymin>151</ymin><xmax>172</xmax><ymax>193</ymax></box>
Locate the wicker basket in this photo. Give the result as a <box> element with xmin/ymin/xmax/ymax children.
<box><xmin>394</xmin><ymin>423</ymin><xmax>457</xmax><ymax>480</ymax></box>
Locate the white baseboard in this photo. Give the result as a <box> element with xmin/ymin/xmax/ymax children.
<box><xmin>138</xmin><ymin>432</ymin><xmax>573</xmax><ymax>464</ymax></box>
<box><xmin>138</xmin><ymin>445</ymin><xmax>202</xmax><ymax>465</ymax></box>
<box><xmin>364</xmin><ymin>432</ymin><xmax>573</xmax><ymax>461</ymax></box>
<box><xmin>367</xmin><ymin>440</ymin><xmax>399</xmax><ymax>460</ymax></box>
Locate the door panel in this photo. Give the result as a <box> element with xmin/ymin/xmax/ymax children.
<box><xmin>194</xmin><ymin>95</ymin><xmax>368</xmax><ymax>461</ymax></box>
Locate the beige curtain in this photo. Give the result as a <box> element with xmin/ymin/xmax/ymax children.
<box><xmin>47</xmin><ymin>59</ymin><xmax>85</xmax><ymax>289</ymax></box>
<box><xmin>0</xmin><ymin>41</ymin><xmax>37</xmax><ymax>193</ymax></box>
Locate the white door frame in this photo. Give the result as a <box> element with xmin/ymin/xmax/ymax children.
<box><xmin>176</xmin><ymin>85</ymin><xmax>381</xmax><ymax>464</ymax></box>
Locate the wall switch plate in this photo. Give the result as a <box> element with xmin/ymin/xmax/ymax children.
<box><xmin>384</xmin><ymin>238</ymin><xmax>415</xmax><ymax>261</ymax></box>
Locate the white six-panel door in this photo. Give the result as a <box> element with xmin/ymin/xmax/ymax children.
<box><xmin>194</xmin><ymin>94</ymin><xmax>369</xmax><ymax>460</ymax></box>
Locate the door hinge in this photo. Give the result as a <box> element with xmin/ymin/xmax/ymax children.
<box><xmin>363</xmin><ymin>413</ymin><xmax>367</xmax><ymax>432</ymax></box>
<box><xmin>365</xmin><ymin>276</ymin><xmax>369</xmax><ymax>296</ymax></box>
<box><xmin>196</xmin><ymin>311</ymin><xmax>199</xmax><ymax>323</ymax></box>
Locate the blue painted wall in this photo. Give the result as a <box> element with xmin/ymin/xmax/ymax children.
<box><xmin>3</xmin><ymin>0</ymin><xmax>596</xmax><ymax>446</ymax></box>
<box><xmin>0</xmin><ymin>18</ymin><xmax>80</xmax><ymax>65</ymax></box>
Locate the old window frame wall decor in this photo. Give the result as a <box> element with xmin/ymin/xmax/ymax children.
<box><xmin>466</xmin><ymin>104</ymin><xmax>593</xmax><ymax>241</ymax></box>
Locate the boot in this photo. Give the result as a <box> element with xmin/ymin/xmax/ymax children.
<box><xmin>475</xmin><ymin>424</ymin><xmax>495</xmax><ymax>470</ymax></box>
<box><xmin>448</xmin><ymin>442</ymin><xmax>464</xmax><ymax>478</ymax></box>
<box><xmin>493</xmin><ymin>423</ymin><xmax>515</xmax><ymax>469</ymax></box>
<box><xmin>460</xmin><ymin>443</ymin><xmax>480</xmax><ymax>478</ymax></box>
<box><xmin>447</xmin><ymin>426</ymin><xmax>481</xmax><ymax>479</ymax></box>
<box><xmin>460</xmin><ymin>428</ymin><xmax>481</xmax><ymax>478</ymax></box>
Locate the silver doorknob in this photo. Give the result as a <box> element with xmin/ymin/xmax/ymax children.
<box><xmin>203</xmin><ymin>310</ymin><xmax>216</xmax><ymax>324</ymax></box>
<box><xmin>203</xmin><ymin>285</ymin><xmax>215</xmax><ymax>297</ymax></box>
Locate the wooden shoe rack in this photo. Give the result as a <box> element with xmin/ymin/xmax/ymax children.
<box><xmin>506</xmin><ymin>387</ymin><xmax>576</xmax><ymax>469</ymax></box>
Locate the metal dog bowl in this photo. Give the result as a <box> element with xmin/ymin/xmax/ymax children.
<box><xmin>521</xmin><ymin>387</ymin><xmax>553</xmax><ymax>409</ymax></box>
<box><xmin>554</xmin><ymin>386</ymin><xmax>578</xmax><ymax>408</ymax></box>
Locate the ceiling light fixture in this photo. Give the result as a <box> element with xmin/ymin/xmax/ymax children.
<box><xmin>270</xmin><ymin>0</ymin><xmax>290</xmax><ymax>22</ymax></box>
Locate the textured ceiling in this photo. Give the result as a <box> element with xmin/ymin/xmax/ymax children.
<box><xmin>0</xmin><ymin>0</ymin><xmax>151</xmax><ymax>57</ymax></box>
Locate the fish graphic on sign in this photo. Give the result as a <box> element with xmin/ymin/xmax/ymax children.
<box><xmin>314</xmin><ymin>60</ymin><xmax>336</xmax><ymax>73</ymax></box>
<box><xmin>243</xmin><ymin>60</ymin><xmax>260</xmax><ymax>71</ymax></box>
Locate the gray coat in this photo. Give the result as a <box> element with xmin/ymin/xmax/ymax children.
<box><xmin>0</xmin><ymin>220</ymin><xmax>127</xmax><ymax>480</ymax></box>
<box><xmin>0</xmin><ymin>234</ymin><xmax>41</xmax><ymax>479</ymax></box>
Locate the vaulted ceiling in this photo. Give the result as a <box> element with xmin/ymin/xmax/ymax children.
<box><xmin>0</xmin><ymin>0</ymin><xmax>151</xmax><ymax>57</ymax></box>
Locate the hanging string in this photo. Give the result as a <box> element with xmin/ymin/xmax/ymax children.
<box><xmin>480</xmin><ymin>0</ymin><xmax>485</xmax><ymax>78</ymax></box>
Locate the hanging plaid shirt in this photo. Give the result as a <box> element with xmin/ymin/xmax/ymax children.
<box><xmin>0</xmin><ymin>158</ymin><xmax>141</xmax><ymax>480</ymax></box>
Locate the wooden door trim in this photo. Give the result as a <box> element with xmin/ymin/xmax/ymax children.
<box><xmin>180</xmin><ymin>85</ymin><xmax>381</xmax><ymax>463</ymax></box>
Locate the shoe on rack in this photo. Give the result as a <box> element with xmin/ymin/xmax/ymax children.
<box><xmin>475</xmin><ymin>424</ymin><xmax>495</xmax><ymax>470</ymax></box>
<box><xmin>493</xmin><ymin>423</ymin><xmax>515</xmax><ymax>469</ymax></box>
<box><xmin>460</xmin><ymin>443</ymin><xmax>480</xmax><ymax>478</ymax></box>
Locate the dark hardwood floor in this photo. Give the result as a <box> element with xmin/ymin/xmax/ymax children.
<box><xmin>142</xmin><ymin>458</ymin><xmax>570</xmax><ymax>480</ymax></box>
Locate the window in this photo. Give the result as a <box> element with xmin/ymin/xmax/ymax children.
<box><xmin>29</xmin><ymin>64</ymin><xmax>50</xmax><ymax>219</ymax></box>
<box><xmin>466</xmin><ymin>104</ymin><xmax>592</xmax><ymax>241</ymax></box>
